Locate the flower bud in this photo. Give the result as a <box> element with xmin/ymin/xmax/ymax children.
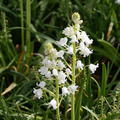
<box><xmin>44</xmin><ymin>42</ymin><xmax>53</xmax><ymax>55</ymax></box>
<box><xmin>72</xmin><ymin>12</ymin><xmax>80</xmax><ymax>24</ymax></box>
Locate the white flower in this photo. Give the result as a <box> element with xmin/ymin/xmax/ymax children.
<box><xmin>76</xmin><ymin>31</ymin><xmax>81</xmax><ymax>39</ymax></box>
<box><xmin>51</xmin><ymin>60</ymin><xmax>57</xmax><ymax>68</ymax></box>
<box><xmin>70</xmin><ymin>35</ymin><xmax>78</xmax><ymax>43</ymax></box>
<box><xmin>67</xmin><ymin>45</ymin><xmax>73</xmax><ymax>54</ymax></box>
<box><xmin>65</xmin><ymin>68</ymin><xmax>72</xmax><ymax>76</ymax></box>
<box><xmin>57</xmin><ymin>50</ymin><xmax>64</xmax><ymax>59</ymax></box>
<box><xmin>42</xmin><ymin>58</ymin><xmax>51</xmax><ymax>67</ymax></box>
<box><xmin>57</xmin><ymin>60</ymin><xmax>65</xmax><ymax>70</ymax></box>
<box><xmin>58</xmin><ymin>71</ymin><xmax>67</xmax><ymax>84</ymax></box>
<box><xmin>68</xmin><ymin>84</ymin><xmax>78</xmax><ymax>94</ymax></box>
<box><xmin>38</xmin><ymin>66</ymin><xmax>48</xmax><ymax>75</ymax></box>
<box><xmin>89</xmin><ymin>63</ymin><xmax>99</xmax><ymax>73</ymax></box>
<box><xmin>36</xmin><ymin>81</ymin><xmax>46</xmax><ymax>88</ymax></box>
<box><xmin>50</xmin><ymin>48</ymin><xmax>58</xmax><ymax>59</ymax></box>
<box><xmin>79</xmin><ymin>42</ymin><xmax>93</xmax><ymax>57</ymax></box>
<box><xmin>33</xmin><ymin>88</ymin><xmax>43</xmax><ymax>99</ymax></box>
<box><xmin>27</xmin><ymin>114</ymin><xmax>34</xmax><ymax>120</ymax></box>
<box><xmin>62</xmin><ymin>87</ymin><xmax>70</xmax><ymax>96</ymax></box>
<box><xmin>57</xmin><ymin>37</ymin><xmax>68</xmax><ymax>46</ymax></box>
<box><xmin>49</xmin><ymin>99</ymin><xmax>57</xmax><ymax>110</ymax></box>
<box><xmin>62</xmin><ymin>26</ymin><xmax>75</xmax><ymax>37</ymax></box>
<box><xmin>76</xmin><ymin>60</ymin><xmax>84</xmax><ymax>70</ymax></box>
<box><xmin>116</xmin><ymin>0</ymin><xmax>120</xmax><ymax>4</ymax></box>
<box><xmin>79</xmin><ymin>31</ymin><xmax>93</xmax><ymax>47</ymax></box>
<box><xmin>45</xmin><ymin>71</ymin><xmax>52</xmax><ymax>78</ymax></box>
<box><xmin>52</xmin><ymin>69</ymin><xmax>58</xmax><ymax>76</ymax></box>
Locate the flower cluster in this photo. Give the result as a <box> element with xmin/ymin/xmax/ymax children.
<box><xmin>33</xmin><ymin>12</ymin><xmax>99</xmax><ymax>110</ymax></box>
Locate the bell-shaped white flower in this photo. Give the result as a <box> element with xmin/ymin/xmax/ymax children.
<box><xmin>57</xmin><ymin>50</ymin><xmax>64</xmax><ymax>59</ymax></box>
<box><xmin>79</xmin><ymin>42</ymin><xmax>93</xmax><ymax>57</ymax></box>
<box><xmin>58</xmin><ymin>71</ymin><xmax>67</xmax><ymax>84</ymax></box>
<box><xmin>62</xmin><ymin>87</ymin><xmax>70</xmax><ymax>96</ymax></box>
<box><xmin>79</xmin><ymin>31</ymin><xmax>93</xmax><ymax>47</ymax></box>
<box><xmin>70</xmin><ymin>35</ymin><xmax>78</xmax><ymax>43</ymax></box>
<box><xmin>38</xmin><ymin>66</ymin><xmax>48</xmax><ymax>75</ymax></box>
<box><xmin>57</xmin><ymin>37</ymin><xmax>68</xmax><ymax>46</ymax></box>
<box><xmin>57</xmin><ymin>60</ymin><xmax>65</xmax><ymax>70</ymax></box>
<box><xmin>89</xmin><ymin>63</ymin><xmax>99</xmax><ymax>73</ymax></box>
<box><xmin>62</xmin><ymin>26</ymin><xmax>75</xmax><ymax>37</ymax></box>
<box><xmin>36</xmin><ymin>81</ymin><xmax>46</xmax><ymax>88</ymax></box>
<box><xmin>116</xmin><ymin>0</ymin><xmax>120</xmax><ymax>4</ymax></box>
<box><xmin>52</xmin><ymin>69</ymin><xmax>58</xmax><ymax>76</ymax></box>
<box><xmin>51</xmin><ymin>60</ymin><xmax>57</xmax><ymax>68</ymax></box>
<box><xmin>67</xmin><ymin>45</ymin><xmax>73</xmax><ymax>54</ymax></box>
<box><xmin>65</xmin><ymin>68</ymin><xmax>72</xmax><ymax>76</ymax></box>
<box><xmin>42</xmin><ymin>57</ymin><xmax>51</xmax><ymax>67</ymax></box>
<box><xmin>68</xmin><ymin>84</ymin><xmax>78</xmax><ymax>94</ymax></box>
<box><xmin>33</xmin><ymin>88</ymin><xmax>43</xmax><ymax>99</ymax></box>
<box><xmin>76</xmin><ymin>31</ymin><xmax>81</xmax><ymax>39</ymax></box>
<box><xmin>49</xmin><ymin>99</ymin><xmax>57</xmax><ymax>110</ymax></box>
<box><xmin>76</xmin><ymin>60</ymin><xmax>84</xmax><ymax>70</ymax></box>
<box><xmin>45</xmin><ymin>71</ymin><xmax>52</xmax><ymax>78</ymax></box>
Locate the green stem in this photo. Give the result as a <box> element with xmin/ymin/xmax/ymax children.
<box><xmin>56</xmin><ymin>79</ymin><xmax>60</xmax><ymax>120</ymax></box>
<box><xmin>26</xmin><ymin>0</ymin><xmax>31</xmax><ymax>57</ymax></box>
<box><xmin>71</xmin><ymin>42</ymin><xmax>76</xmax><ymax>120</ymax></box>
<box><xmin>20</xmin><ymin>0</ymin><xmax>24</xmax><ymax>51</ymax></box>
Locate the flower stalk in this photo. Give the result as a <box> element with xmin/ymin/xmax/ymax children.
<box><xmin>56</xmin><ymin>79</ymin><xmax>60</xmax><ymax>120</ymax></box>
<box><xmin>71</xmin><ymin>42</ymin><xmax>76</xmax><ymax>120</ymax></box>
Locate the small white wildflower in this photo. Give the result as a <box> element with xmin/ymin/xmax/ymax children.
<box><xmin>116</xmin><ymin>0</ymin><xmax>120</xmax><ymax>4</ymax></box>
<box><xmin>68</xmin><ymin>84</ymin><xmax>78</xmax><ymax>94</ymax></box>
<box><xmin>45</xmin><ymin>71</ymin><xmax>52</xmax><ymax>78</ymax></box>
<box><xmin>42</xmin><ymin>58</ymin><xmax>51</xmax><ymax>67</ymax></box>
<box><xmin>62</xmin><ymin>26</ymin><xmax>75</xmax><ymax>37</ymax></box>
<box><xmin>36</xmin><ymin>81</ymin><xmax>46</xmax><ymax>88</ymax></box>
<box><xmin>67</xmin><ymin>45</ymin><xmax>73</xmax><ymax>54</ymax></box>
<box><xmin>33</xmin><ymin>88</ymin><xmax>43</xmax><ymax>99</ymax></box>
<box><xmin>76</xmin><ymin>60</ymin><xmax>84</xmax><ymax>70</ymax></box>
<box><xmin>57</xmin><ymin>50</ymin><xmax>64</xmax><ymax>59</ymax></box>
<box><xmin>38</xmin><ymin>66</ymin><xmax>48</xmax><ymax>75</ymax></box>
<box><xmin>57</xmin><ymin>60</ymin><xmax>65</xmax><ymax>70</ymax></box>
<box><xmin>80</xmin><ymin>31</ymin><xmax>93</xmax><ymax>47</ymax></box>
<box><xmin>58</xmin><ymin>71</ymin><xmax>67</xmax><ymax>84</ymax></box>
<box><xmin>52</xmin><ymin>69</ymin><xmax>58</xmax><ymax>76</ymax></box>
<box><xmin>70</xmin><ymin>35</ymin><xmax>78</xmax><ymax>43</ymax></box>
<box><xmin>65</xmin><ymin>68</ymin><xmax>72</xmax><ymax>76</ymax></box>
<box><xmin>57</xmin><ymin>37</ymin><xmax>68</xmax><ymax>46</ymax></box>
<box><xmin>50</xmin><ymin>48</ymin><xmax>58</xmax><ymax>59</ymax></box>
<box><xmin>62</xmin><ymin>87</ymin><xmax>70</xmax><ymax>96</ymax></box>
<box><xmin>51</xmin><ymin>60</ymin><xmax>57</xmax><ymax>68</ymax></box>
<box><xmin>79</xmin><ymin>42</ymin><xmax>93</xmax><ymax>57</ymax></box>
<box><xmin>49</xmin><ymin>99</ymin><xmax>57</xmax><ymax>110</ymax></box>
<box><xmin>89</xmin><ymin>63</ymin><xmax>99</xmax><ymax>73</ymax></box>
<box><xmin>27</xmin><ymin>114</ymin><xmax>34</xmax><ymax>120</ymax></box>
<box><xmin>76</xmin><ymin>31</ymin><xmax>81</xmax><ymax>39</ymax></box>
